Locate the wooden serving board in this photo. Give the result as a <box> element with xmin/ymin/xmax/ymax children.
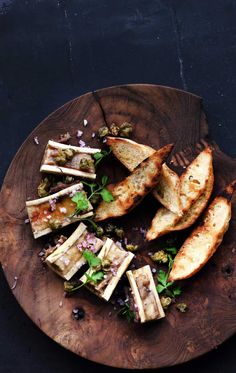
<box><xmin>1</xmin><ymin>84</ymin><xmax>236</xmax><ymax>369</ymax></box>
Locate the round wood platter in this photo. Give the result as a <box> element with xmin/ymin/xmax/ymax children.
<box><xmin>1</xmin><ymin>84</ymin><xmax>236</xmax><ymax>369</ymax></box>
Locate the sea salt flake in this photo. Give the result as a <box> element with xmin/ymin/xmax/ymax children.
<box><xmin>76</xmin><ymin>130</ymin><xmax>83</xmax><ymax>138</ymax></box>
<box><xmin>11</xmin><ymin>276</ymin><xmax>18</xmax><ymax>290</ymax></box>
<box><xmin>79</xmin><ymin>139</ymin><xmax>86</xmax><ymax>147</ymax></box>
<box><xmin>24</xmin><ymin>218</ymin><xmax>30</xmax><ymax>224</ymax></box>
<box><xmin>83</xmin><ymin>119</ymin><xmax>88</xmax><ymax>127</ymax></box>
<box><xmin>59</xmin><ymin>207</ymin><xmax>67</xmax><ymax>214</ymax></box>
<box><xmin>34</xmin><ymin>136</ymin><xmax>39</xmax><ymax>145</ymax></box>
<box><xmin>91</xmin><ymin>132</ymin><xmax>96</xmax><ymax>138</ymax></box>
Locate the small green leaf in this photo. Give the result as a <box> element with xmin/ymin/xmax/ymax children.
<box><xmin>165</xmin><ymin>247</ymin><xmax>177</xmax><ymax>255</ymax></box>
<box><xmin>100</xmin><ymin>188</ymin><xmax>114</xmax><ymax>202</ymax></box>
<box><xmin>83</xmin><ymin>250</ymin><xmax>101</xmax><ymax>268</ymax></box>
<box><xmin>156</xmin><ymin>284</ymin><xmax>165</xmax><ymax>294</ymax></box>
<box><xmin>72</xmin><ymin>192</ymin><xmax>89</xmax><ymax>212</ymax></box>
<box><xmin>93</xmin><ymin>152</ymin><xmax>103</xmax><ymax>161</ymax></box>
<box><xmin>172</xmin><ymin>286</ymin><xmax>182</xmax><ymax>296</ymax></box>
<box><xmin>101</xmin><ymin>175</ymin><xmax>109</xmax><ymax>185</ymax></box>
<box><xmin>90</xmin><ymin>271</ymin><xmax>104</xmax><ymax>283</ymax></box>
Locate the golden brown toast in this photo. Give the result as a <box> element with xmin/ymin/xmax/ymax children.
<box><xmin>107</xmin><ymin>137</ymin><xmax>182</xmax><ymax>215</ymax></box>
<box><xmin>95</xmin><ymin>144</ymin><xmax>173</xmax><ymax>221</ymax></box>
<box><xmin>146</xmin><ymin>147</ymin><xmax>213</xmax><ymax>241</ymax></box>
<box><xmin>168</xmin><ymin>182</ymin><xmax>234</xmax><ymax>282</ymax></box>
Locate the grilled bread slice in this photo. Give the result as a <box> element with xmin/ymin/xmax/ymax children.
<box><xmin>172</xmin><ymin>164</ymin><xmax>214</xmax><ymax>231</ymax></box>
<box><xmin>107</xmin><ymin>137</ymin><xmax>182</xmax><ymax>215</ymax></box>
<box><xmin>168</xmin><ymin>183</ymin><xmax>234</xmax><ymax>282</ymax></box>
<box><xmin>153</xmin><ymin>163</ymin><xmax>182</xmax><ymax>216</ymax></box>
<box><xmin>106</xmin><ymin>136</ymin><xmax>155</xmax><ymax>171</ymax></box>
<box><xmin>146</xmin><ymin>147</ymin><xmax>213</xmax><ymax>241</ymax></box>
<box><xmin>95</xmin><ymin>143</ymin><xmax>173</xmax><ymax>221</ymax></box>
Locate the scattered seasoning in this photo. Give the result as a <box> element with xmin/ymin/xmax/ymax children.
<box><xmin>125</xmin><ymin>244</ymin><xmax>138</xmax><ymax>252</ymax></box>
<box><xmin>59</xmin><ymin>300</ymin><xmax>63</xmax><ymax>308</ymax></box>
<box><xmin>24</xmin><ymin>218</ymin><xmax>30</xmax><ymax>224</ymax></box>
<box><xmin>160</xmin><ymin>296</ymin><xmax>172</xmax><ymax>309</ymax></box>
<box><xmin>83</xmin><ymin>119</ymin><xmax>88</xmax><ymax>127</ymax></box>
<box><xmin>34</xmin><ymin>136</ymin><xmax>39</xmax><ymax>145</ymax></box>
<box><xmin>76</xmin><ymin>130</ymin><xmax>83</xmax><ymax>138</ymax></box>
<box><xmin>58</xmin><ymin>132</ymin><xmax>71</xmax><ymax>143</ymax></box>
<box><xmin>11</xmin><ymin>276</ymin><xmax>18</xmax><ymax>290</ymax></box>
<box><xmin>91</xmin><ymin>132</ymin><xmax>96</xmax><ymax>138</ymax></box>
<box><xmin>72</xmin><ymin>307</ymin><xmax>85</xmax><ymax>320</ymax></box>
<box><xmin>152</xmin><ymin>268</ymin><xmax>157</xmax><ymax>274</ymax></box>
<box><xmin>79</xmin><ymin>139</ymin><xmax>86</xmax><ymax>147</ymax></box>
<box><xmin>151</xmin><ymin>250</ymin><xmax>168</xmax><ymax>264</ymax></box>
<box><xmin>176</xmin><ymin>303</ymin><xmax>188</xmax><ymax>313</ymax></box>
<box><xmin>102</xmin><ymin>138</ymin><xmax>107</xmax><ymax>144</ymax></box>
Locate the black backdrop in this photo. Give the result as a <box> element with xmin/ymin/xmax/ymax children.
<box><xmin>1</xmin><ymin>1</ymin><xmax>236</xmax><ymax>372</ymax></box>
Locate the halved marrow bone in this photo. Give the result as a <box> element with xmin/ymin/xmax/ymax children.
<box><xmin>126</xmin><ymin>265</ymin><xmax>165</xmax><ymax>323</ymax></box>
<box><xmin>80</xmin><ymin>238</ymin><xmax>134</xmax><ymax>301</ymax></box>
<box><xmin>40</xmin><ymin>140</ymin><xmax>101</xmax><ymax>179</ymax></box>
<box><xmin>46</xmin><ymin>223</ymin><xmax>103</xmax><ymax>280</ymax></box>
<box><xmin>26</xmin><ymin>183</ymin><xmax>93</xmax><ymax>238</ymax></box>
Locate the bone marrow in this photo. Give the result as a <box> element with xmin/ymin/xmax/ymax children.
<box><xmin>40</xmin><ymin>140</ymin><xmax>101</xmax><ymax>179</ymax></box>
<box><xmin>126</xmin><ymin>265</ymin><xmax>165</xmax><ymax>323</ymax></box>
<box><xmin>26</xmin><ymin>183</ymin><xmax>93</xmax><ymax>238</ymax></box>
<box><xmin>80</xmin><ymin>238</ymin><xmax>134</xmax><ymax>301</ymax></box>
<box><xmin>46</xmin><ymin>223</ymin><xmax>103</xmax><ymax>280</ymax></box>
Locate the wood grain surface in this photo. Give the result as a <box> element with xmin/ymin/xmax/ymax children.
<box><xmin>0</xmin><ymin>84</ymin><xmax>236</xmax><ymax>369</ymax></box>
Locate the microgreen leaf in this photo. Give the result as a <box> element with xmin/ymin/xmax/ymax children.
<box><xmin>101</xmin><ymin>175</ymin><xmax>109</xmax><ymax>186</ymax></box>
<box><xmin>93</xmin><ymin>148</ymin><xmax>111</xmax><ymax>167</ymax></box>
<box><xmin>85</xmin><ymin>271</ymin><xmax>104</xmax><ymax>284</ymax></box>
<box><xmin>165</xmin><ymin>247</ymin><xmax>177</xmax><ymax>255</ymax></box>
<box><xmin>118</xmin><ymin>304</ymin><xmax>135</xmax><ymax>322</ymax></box>
<box><xmin>72</xmin><ymin>192</ymin><xmax>89</xmax><ymax>213</ymax></box>
<box><xmin>100</xmin><ymin>188</ymin><xmax>114</xmax><ymax>202</ymax></box>
<box><xmin>83</xmin><ymin>250</ymin><xmax>101</xmax><ymax>268</ymax></box>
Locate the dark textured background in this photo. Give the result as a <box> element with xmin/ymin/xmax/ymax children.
<box><xmin>0</xmin><ymin>0</ymin><xmax>236</xmax><ymax>372</ymax></box>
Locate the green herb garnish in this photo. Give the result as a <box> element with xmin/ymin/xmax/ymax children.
<box><xmin>156</xmin><ymin>250</ymin><xmax>182</xmax><ymax>299</ymax></box>
<box><xmin>82</xmin><ymin>175</ymin><xmax>114</xmax><ymax>203</ymax></box>
<box><xmin>118</xmin><ymin>303</ymin><xmax>135</xmax><ymax>322</ymax></box>
<box><xmin>71</xmin><ymin>191</ymin><xmax>89</xmax><ymax>214</ymax></box>
<box><xmin>93</xmin><ymin>148</ymin><xmax>111</xmax><ymax>167</ymax></box>
<box><xmin>65</xmin><ymin>250</ymin><xmax>104</xmax><ymax>293</ymax></box>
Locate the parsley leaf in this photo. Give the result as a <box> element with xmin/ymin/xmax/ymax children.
<box><xmin>71</xmin><ymin>191</ymin><xmax>89</xmax><ymax>213</ymax></box>
<box><xmin>83</xmin><ymin>250</ymin><xmax>101</xmax><ymax>268</ymax></box>
<box><xmin>85</xmin><ymin>271</ymin><xmax>104</xmax><ymax>284</ymax></box>
<box><xmin>93</xmin><ymin>149</ymin><xmax>111</xmax><ymax>167</ymax></box>
<box><xmin>118</xmin><ymin>304</ymin><xmax>135</xmax><ymax>322</ymax></box>
<box><xmin>82</xmin><ymin>175</ymin><xmax>114</xmax><ymax>204</ymax></box>
<box><xmin>100</xmin><ymin>188</ymin><xmax>114</xmax><ymax>202</ymax></box>
<box><xmin>156</xmin><ymin>251</ymin><xmax>182</xmax><ymax>299</ymax></box>
<box><xmin>165</xmin><ymin>247</ymin><xmax>177</xmax><ymax>255</ymax></box>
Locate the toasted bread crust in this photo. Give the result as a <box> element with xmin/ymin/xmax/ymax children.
<box><xmin>106</xmin><ymin>137</ymin><xmax>155</xmax><ymax>171</ymax></box>
<box><xmin>146</xmin><ymin>147</ymin><xmax>213</xmax><ymax>241</ymax></box>
<box><xmin>153</xmin><ymin>163</ymin><xmax>182</xmax><ymax>215</ymax></box>
<box><xmin>172</xmin><ymin>163</ymin><xmax>214</xmax><ymax>231</ymax></box>
<box><xmin>107</xmin><ymin>137</ymin><xmax>181</xmax><ymax>214</ymax></box>
<box><xmin>168</xmin><ymin>193</ymin><xmax>232</xmax><ymax>282</ymax></box>
<box><xmin>95</xmin><ymin>144</ymin><xmax>173</xmax><ymax>221</ymax></box>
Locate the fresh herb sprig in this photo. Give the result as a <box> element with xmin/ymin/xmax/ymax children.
<box><xmin>82</xmin><ymin>175</ymin><xmax>114</xmax><ymax>203</ymax></box>
<box><xmin>71</xmin><ymin>191</ymin><xmax>89</xmax><ymax>215</ymax></box>
<box><xmin>65</xmin><ymin>251</ymin><xmax>104</xmax><ymax>293</ymax></box>
<box><xmin>93</xmin><ymin>148</ymin><xmax>111</xmax><ymax>167</ymax></box>
<box><xmin>118</xmin><ymin>303</ymin><xmax>135</xmax><ymax>322</ymax></box>
<box><xmin>70</xmin><ymin>175</ymin><xmax>114</xmax><ymax>218</ymax></box>
<box><xmin>156</xmin><ymin>248</ymin><xmax>181</xmax><ymax>299</ymax></box>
